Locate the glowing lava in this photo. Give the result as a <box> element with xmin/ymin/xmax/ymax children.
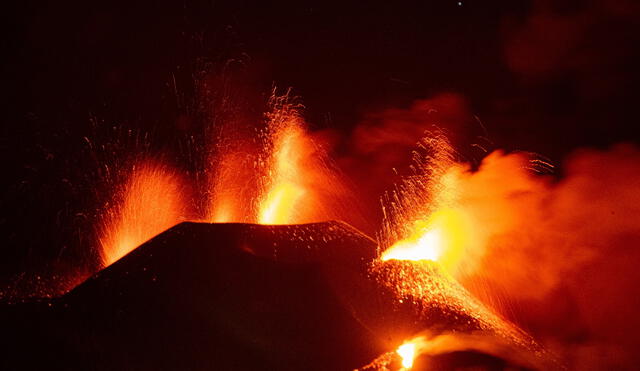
<box><xmin>258</xmin><ymin>123</ymin><xmax>308</xmax><ymax>224</ymax></box>
<box><xmin>204</xmin><ymin>89</ymin><xmax>356</xmax><ymax>226</ymax></box>
<box><xmin>378</xmin><ymin>134</ymin><xmax>478</xmax><ymax>276</ymax></box>
<box><xmin>207</xmin><ymin>149</ymin><xmax>256</xmax><ymax>223</ymax></box>
<box><xmin>396</xmin><ymin>337</ymin><xmax>425</xmax><ymax>369</ymax></box>
<box><xmin>381</xmin><ymin>208</ymin><xmax>473</xmax><ymax>273</ymax></box>
<box><xmin>98</xmin><ymin>161</ymin><xmax>187</xmax><ymax>266</ymax></box>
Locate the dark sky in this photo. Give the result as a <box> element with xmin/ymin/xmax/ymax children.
<box><xmin>5</xmin><ymin>1</ymin><xmax>640</xmax><ymax>151</ymax></box>
<box><xmin>1</xmin><ymin>0</ymin><xmax>640</xmax><ymax>290</ymax></box>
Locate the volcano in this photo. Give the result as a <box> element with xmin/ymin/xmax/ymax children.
<box><xmin>1</xmin><ymin>222</ymin><xmax>552</xmax><ymax>370</ymax></box>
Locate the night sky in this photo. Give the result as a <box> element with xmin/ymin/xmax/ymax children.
<box><xmin>2</xmin><ymin>0</ymin><xmax>640</xmax><ymax>292</ymax></box>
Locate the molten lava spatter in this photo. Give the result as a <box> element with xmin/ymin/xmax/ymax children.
<box><xmin>357</xmin><ymin>256</ymin><xmax>553</xmax><ymax>370</ymax></box>
<box><xmin>365</xmin><ymin>133</ymin><xmax>557</xmax><ymax>370</ymax></box>
<box><xmin>204</xmin><ymin>90</ymin><xmax>350</xmax><ymax>226</ymax></box>
<box><xmin>381</xmin><ymin>208</ymin><xmax>473</xmax><ymax>272</ymax></box>
<box><xmin>258</xmin><ymin>122</ymin><xmax>308</xmax><ymax>224</ymax></box>
<box><xmin>378</xmin><ymin>133</ymin><xmax>477</xmax><ymax>277</ymax></box>
<box><xmin>98</xmin><ymin>161</ymin><xmax>187</xmax><ymax>266</ymax></box>
<box><xmin>358</xmin><ymin>336</ymin><xmax>425</xmax><ymax>371</ymax></box>
<box><xmin>357</xmin><ymin>330</ymin><xmax>552</xmax><ymax>370</ymax></box>
<box><xmin>371</xmin><ymin>260</ymin><xmax>524</xmax><ymax>339</ymax></box>
<box><xmin>207</xmin><ymin>149</ymin><xmax>257</xmax><ymax>223</ymax></box>
<box><xmin>255</xmin><ymin>90</ymin><xmax>353</xmax><ymax>226</ymax></box>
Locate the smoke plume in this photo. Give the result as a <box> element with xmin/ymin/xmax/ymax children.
<box><xmin>343</xmin><ymin>94</ymin><xmax>640</xmax><ymax>369</ymax></box>
<box><xmin>453</xmin><ymin>144</ymin><xmax>640</xmax><ymax>369</ymax></box>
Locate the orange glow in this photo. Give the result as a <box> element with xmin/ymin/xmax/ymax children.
<box><xmin>381</xmin><ymin>208</ymin><xmax>473</xmax><ymax>273</ymax></box>
<box><xmin>205</xmin><ymin>91</ymin><xmax>352</xmax><ymax>226</ymax></box>
<box><xmin>396</xmin><ymin>336</ymin><xmax>427</xmax><ymax>370</ymax></box>
<box><xmin>207</xmin><ymin>150</ymin><xmax>256</xmax><ymax>223</ymax></box>
<box><xmin>397</xmin><ymin>342</ymin><xmax>417</xmax><ymax>369</ymax></box>
<box><xmin>379</xmin><ymin>134</ymin><xmax>480</xmax><ymax>277</ymax></box>
<box><xmin>98</xmin><ymin>161</ymin><xmax>186</xmax><ymax>266</ymax></box>
<box><xmin>197</xmin><ymin>86</ymin><xmax>366</xmax><ymax>228</ymax></box>
<box><xmin>259</xmin><ymin>181</ymin><xmax>306</xmax><ymax>224</ymax></box>
<box><xmin>258</xmin><ymin>123</ymin><xmax>308</xmax><ymax>224</ymax></box>
<box><xmin>210</xmin><ymin>203</ymin><xmax>234</xmax><ymax>223</ymax></box>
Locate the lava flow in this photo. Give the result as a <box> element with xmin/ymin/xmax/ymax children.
<box><xmin>356</xmin><ymin>336</ymin><xmax>426</xmax><ymax>371</ymax></box>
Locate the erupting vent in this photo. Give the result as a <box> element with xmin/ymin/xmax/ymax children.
<box><xmin>2</xmin><ymin>222</ymin><xmax>553</xmax><ymax>370</ymax></box>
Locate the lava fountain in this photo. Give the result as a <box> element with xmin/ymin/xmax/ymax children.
<box><xmin>357</xmin><ymin>132</ymin><xmax>555</xmax><ymax>370</ymax></box>
<box><xmin>378</xmin><ymin>132</ymin><xmax>479</xmax><ymax>277</ymax></box>
<box><xmin>207</xmin><ymin>89</ymin><xmax>354</xmax><ymax>226</ymax></box>
<box><xmin>97</xmin><ymin>160</ymin><xmax>188</xmax><ymax>266</ymax></box>
<box><xmin>257</xmin><ymin>94</ymin><xmax>309</xmax><ymax>224</ymax></box>
<box><xmin>380</xmin><ymin>207</ymin><xmax>473</xmax><ymax>270</ymax></box>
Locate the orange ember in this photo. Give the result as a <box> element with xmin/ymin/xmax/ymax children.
<box><xmin>98</xmin><ymin>161</ymin><xmax>186</xmax><ymax>266</ymax></box>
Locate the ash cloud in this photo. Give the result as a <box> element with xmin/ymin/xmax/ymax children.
<box><xmin>337</xmin><ymin>92</ymin><xmax>640</xmax><ymax>369</ymax></box>
<box><xmin>454</xmin><ymin>145</ymin><xmax>640</xmax><ymax>369</ymax></box>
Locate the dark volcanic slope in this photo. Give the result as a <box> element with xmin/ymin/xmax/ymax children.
<box><xmin>1</xmin><ymin>221</ymin><xmax>552</xmax><ymax>370</ymax></box>
<box><xmin>1</xmin><ymin>221</ymin><xmax>382</xmax><ymax>371</ymax></box>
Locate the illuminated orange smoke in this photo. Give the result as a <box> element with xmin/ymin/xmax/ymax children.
<box><xmin>376</xmin><ymin>133</ymin><xmax>640</xmax><ymax>368</ymax></box>
<box><xmin>378</xmin><ymin>133</ymin><xmax>480</xmax><ymax>277</ymax></box>
<box><xmin>380</xmin><ymin>141</ymin><xmax>558</xmax><ymax>286</ymax></box>
<box><xmin>98</xmin><ymin>161</ymin><xmax>187</xmax><ymax>266</ymax></box>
